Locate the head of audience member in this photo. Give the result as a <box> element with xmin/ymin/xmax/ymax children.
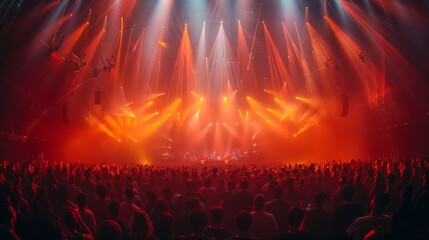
<box><xmin>341</xmin><ymin>185</ymin><xmax>355</xmax><ymax>203</ymax></box>
<box><xmin>239</xmin><ymin>178</ymin><xmax>250</xmax><ymax>191</ymax></box>
<box><xmin>253</xmin><ymin>194</ymin><xmax>265</xmax><ymax>212</ymax></box>
<box><xmin>155</xmin><ymin>211</ymin><xmax>175</xmax><ymax>239</ymax></box>
<box><xmin>273</xmin><ymin>186</ymin><xmax>284</xmax><ymax>200</ymax></box>
<box><xmin>130</xmin><ymin>210</ymin><xmax>154</xmax><ymax>239</ymax></box>
<box><xmin>227</xmin><ymin>181</ymin><xmax>235</xmax><ymax>192</ymax></box>
<box><xmin>96</xmin><ymin>184</ymin><xmax>109</xmax><ymax>200</ymax></box>
<box><xmin>108</xmin><ymin>200</ymin><xmax>121</xmax><ymax>219</ymax></box>
<box><xmin>189</xmin><ymin>207</ymin><xmax>209</xmax><ymax>233</ymax></box>
<box><xmin>84</xmin><ymin>170</ymin><xmax>92</xmax><ymax>180</ymax></box>
<box><xmin>163</xmin><ymin>186</ymin><xmax>174</xmax><ymax>200</ymax></box>
<box><xmin>39</xmin><ymin>216</ymin><xmax>64</xmax><ymax>240</ymax></box>
<box><xmin>235</xmin><ymin>211</ymin><xmax>252</xmax><ymax>232</ymax></box>
<box><xmin>401</xmin><ymin>185</ymin><xmax>413</xmax><ymax>202</ymax></box>
<box><xmin>339</xmin><ymin>177</ymin><xmax>348</xmax><ymax>189</ymax></box>
<box><xmin>287</xmin><ymin>207</ymin><xmax>306</xmax><ymax>232</ymax></box>
<box><xmin>401</xmin><ymin>169</ymin><xmax>411</xmax><ymax>184</ymax></box>
<box><xmin>76</xmin><ymin>192</ymin><xmax>88</xmax><ymax>210</ymax></box>
<box><xmin>68</xmin><ymin>175</ymin><xmax>76</xmax><ymax>186</ymax></box>
<box><xmin>124</xmin><ymin>187</ymin><xmax>135</xmax><ymax>202</ymax></box>
<box><xmin>371</xmin><ymin>193</ymin><xmax>389</xmax><ymax>216</ymax></box>
<box><xmin>210</xmin><ymin>206</ymin><xmax>225</xmax><ymax>226</ymax></box>
<box><xmin>185</xmin><ymin>197</ymin><xmax>201</xmax><ymax>213</ymax></box>
<box><xmin>152</xmin><ymin>199</ymin><xmax>169</xmax><ymax>215</ymax></box>
<box><xmin>97</xmin><ymin>220</ymin><xmax>122</xmax><ymax>240</ymax></box>
<box><xmin>285</xmin><ymin>177</ymin><xmax>295</xmax><ymax>191</ymax></box>
<box><xmin>387</xmin><ymin>173</ymin><xmax>396</xmax><ymax>188</ymax></box>
<box><xmin>57</xmin><ymin>184</ymin><xmax>70</xmax><ymax>203</ymax></box>
<box><xmin>204</xmin><ymin>178</ymin><xmax>212</xmax><ymax>188</ymax></box>
<box><xmin>375</xmin><ymin>173</ymin><xmax>386</xmax><ymax>185</ymax></box>
<box><xmin>186</xmin><ymin>179</ymin><xmax>195</xmax><ymax>192</ymax></box>
<box><xmin>147</xmin><ymin>189</ymin><xmax>157</xmax><ymax>203</ymax></box>
<box><xmin>314</xmin><ymin>191</ymin><xmax>327</xmax><ymax>208</ymax></box>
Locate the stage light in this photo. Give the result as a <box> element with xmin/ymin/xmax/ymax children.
<box><xmin>209</xmin><ymin>123</ymin><xmax>212</xmax><ymax>127</ymax></box>
<box><xmin>223</xmin><ymin>123</ymin><xmax>226</xmax><ymax>126</ymax></box>
<box><xmin>216</xmin><ymin>122</ymin><xmax>219</xmax><ymax>126</ymax></box>
<box><xmin>223</xmin><ymin>96</ymin><xmax>227</xmax><ymax>103</ymax></box>
<box><xmin>199</xmin><ymin>97</ymin><xmax>204</xmax><ymax>102</ymax></box>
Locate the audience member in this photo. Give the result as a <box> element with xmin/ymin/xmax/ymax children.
<box><xmin>96</xmin><ymin>219</ymin><xmax>122</xmax><ymax>240</ymax></box>
<box><xmin>120</xmin><ymin>187</ymin><xmax>143</xmax><ymax>223</ymax></box>
<box><xmin>0</xmin><ymin>157</ymin><xmax>428</xmax><ymax>240</ymax></box>
<box><xmin>275</xmin><ymin>207</ymin><xmax>311</xmax><ymax>240</ymax></box>
<box><xmin>227</xmin><ymin>211</ymin><xmax>259</xmax><ymax>240</ymax></box>
<box><xmin>76</xmin><ymin>192</ymin><xmax>97</xmax><ymax>236</ymax></box>
<box><xmin>130</xmin><ymin>210</ymin><xmax>157</xmax><ymax>240</ymax></box>
<box><xmin>265</xmin><ymin>186</ymin><xmax>291</xmax><ymax>233</ymax></box>
<box><xmin>154</xmin><ymin>211</ymin><xmax>175</xmax><ymax>240</ymax></box>
<box><xmin>249</xmin><ymin>194</ymin><xmax>279</xmax><ymax>239</ymax></box>
<box><xmin>205</xmin><ymin>206</ymin><xmax>234</xmax><ymax>240</ymax></box>
<box><xmin>178</xmin><ymin>207</ymin><xmax>215</xmax><ymax>240</ymax></box>
<box><xmin>301</xmin><ymin>191</ymin><xmax>331</xmax><ymax>240</ymax></box>
<box><xmin>331</xmin><ymin>185</ymin><xmax>364</xmax><ymax>240</ymax></box>
<box><xmin>390</xmin><ymin>185</ymin><xmax>417</xmax><ymax>240</ymax></box>
<box><xmin>347</xmin><ymin>193</ymin><xmax>390</xmax><ymax>240</ymax></box>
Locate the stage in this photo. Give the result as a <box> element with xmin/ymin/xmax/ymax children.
<box><xmin>0</xmin><ymin>1</ymin><xmax>428</xmax><ymax>165</ymax></box>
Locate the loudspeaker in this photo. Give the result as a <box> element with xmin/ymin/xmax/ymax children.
<box><xmin>341</xmin><ymin>95</ymin><xmax>349</xmax><ymax>117</ymax></box>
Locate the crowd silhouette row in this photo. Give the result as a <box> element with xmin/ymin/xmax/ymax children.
<box><xmin>0</xmin><ymin>157</ymin><xmax>428</xmax><ymax>240</ymax></box>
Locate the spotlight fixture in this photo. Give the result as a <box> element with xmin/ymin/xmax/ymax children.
<box><xmin>45</xmin><ymin>35</ymin><xmax>65</xmax><ymax>56</ymax></box>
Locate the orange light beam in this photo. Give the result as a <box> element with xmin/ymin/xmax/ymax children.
<box><xmin>169</xmin><ymin>23</ymin><xmax>195</xmax><ymax>103</ymax></box>
<box><xmin>263</xmin><ymin>22</ymin><xmax>293</xmax><ymax>92</ymax></box>
<box><xmin>61</xmin><ymin>23</ymin><xmax>88</xmax><ymax>57</ymax></box>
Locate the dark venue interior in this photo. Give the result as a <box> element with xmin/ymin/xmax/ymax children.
<box><xmin>0</xmin><ymin>1</ymin><xmax>429</xmax><ymax>239</ymax></box>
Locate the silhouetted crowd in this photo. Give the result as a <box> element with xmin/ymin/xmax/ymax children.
<box><xmin>0</xmin><ymin>157</ymin><xmax>428</xmax><ymax>240</ymax></box>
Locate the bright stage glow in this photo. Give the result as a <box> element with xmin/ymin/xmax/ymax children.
<box><xmin>2</xmin><ymin>0</ymin><xmax>428</xmax><ymax>163</ymax></box>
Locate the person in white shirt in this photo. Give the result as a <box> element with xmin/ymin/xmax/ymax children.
<box><xmin>249</xmin><ymin>194</ymin><xmax>279</xmax><ymax>239</ymax></box>
<box><xmin>198</xmin><ymin>178</ymin><xmax>218</xmax><ymax>210</ymax></box>
<box><xmin>120</xmin><ymin>187</ymin><xmax>142</xmax><ymax>223</ymax></box>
